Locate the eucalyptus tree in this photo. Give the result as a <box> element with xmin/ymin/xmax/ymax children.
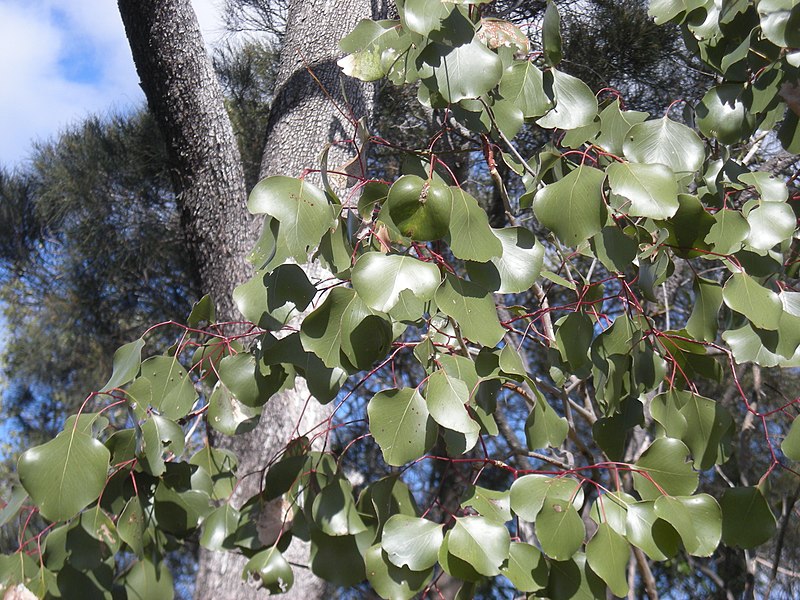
<box><xmin>2</xmin><ymin>1</ymin><xmax>800</xmax><ymax>600</ymax></box>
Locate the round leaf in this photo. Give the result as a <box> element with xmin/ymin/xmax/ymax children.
<box><xmin>720</xmin><ymin>487</ymin><xmax>777</xmax><ymax>549</ymax></box>
<box><xmin>623</xmin><ymin>116</ymin><xmax>705</xmax><ymax>174</ymax></box>
<box><xmin>606</xmin><ymin>161</ymin><xmax>679</xmax><ymax>219</ymax></box>
<box><xmin>352</xmin><ymin>253</ymin><xmax>441</xmax><ymax>313</ymax></box>
<box><xmin>447</xmin><ymin>516</ymin><xmax>510</xmax><ymax>577</ymax></box>
<box><xmin>365</xmin><ymin>545</ymin><xmax>433</xmax><ymax>600</ymax></box>
<box><xmin>632</xmin><ymin>438</ymin><xmax>698</xmax><ymax>499</ymax></box>
<box><xmin>18</xmin><ymin>429</ymin><xmax>110</xmax><ymax>522</ymax></box>
<box><xmin>381</xmin><ymin>515</ymin><xmax>444</xmax><ymax>571</ymax></box>
<box><xmin>533</xmin><ymin>165</ymin><xmax>607</xmax><ymax>246</ymax></box>
<box><xmin>536</xmin><ymin>498</ymin><xmax>585</xmax><ymax>561</ymax></box>
<box><xmin>586</xmin><ymin>522</ymin><xmax>630</xmax><ymax>597</ymax></box>
<box><xmin>368</xmin><ymin>388</ymin><xmax>438</xmax><ymax>466</ymax></box>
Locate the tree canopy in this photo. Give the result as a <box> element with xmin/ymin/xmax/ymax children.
<box><xmin>2</xmin><ymin>0</ymin><xmax>800</xmax><ymax>599</ymax></box>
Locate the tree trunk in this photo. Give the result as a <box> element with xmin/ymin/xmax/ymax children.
<box><xmin>118</xmin><ymin>0</ymin><xmax>382</xmax><ymax>595</ymax></box>
<box><xmin>194</xmin><ymin>0</ymin><xmax>383</xmax><ymax>598</ymax></box>
<box><xmin>118</xmin><ymin>0</ymin><xmax>252</xmax><ymax>321</ymax></box>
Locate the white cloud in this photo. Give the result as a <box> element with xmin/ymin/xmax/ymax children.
<box><xmin>0</xmin><ymin>0</ymin><xmax>227</xmax><ymax>169</ymax></box>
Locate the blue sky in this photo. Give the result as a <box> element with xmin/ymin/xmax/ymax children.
<box><xmin>0</xmin><ymin>0</ymin><xmax>226</xmax><ymax>169</ymax></box>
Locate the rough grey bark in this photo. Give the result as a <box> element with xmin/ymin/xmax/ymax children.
<box><xmin>118</xmin><ymin>0</ymin><xmax>252</xmax><ymax>321</ymax></box>
<box><xmin>193</xmin><ymin>0</ymin><xmax>384</xmax><ymax>598</ymax></box>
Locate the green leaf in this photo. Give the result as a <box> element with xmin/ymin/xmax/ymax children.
<box><xmin>586</xmin><ymin>522</ymin><xmax>629</xmax><ymax>597</ymax></box>
<box><xmin>542</xmin><ymin>1</ymin><xmax>563</xmax><ymax>67</ymax></box>
<box><xmin>623</xmin><ymin>116</ymin><xmax>705</xmax><ymax>174</ymax></box>
<box><xmin>465</xmin><ymin>227</ymin><xmax>544</xmax><ymax>294</ymax></box>
<box><xmin>632</xmin><ymin>438</ymin><xmax>698</xmax><ymax>499</ymax></box>
<box><xmin>497</xmin><ymin>61</ymin><xmax>552</xmax><ymax>119</ymax></box>
<box><xmin>447</xmin><ymin>187</ymin><xmax>503</xmax><ymax>261</ymax></box>
<box><xmin>139</xmin><ymin>414</ymin><xmax>184</xmax><ymax>476</ymax></box>
<box><xmin>590</xmin><ymin>491</ymin><xmax>635</xmax><ymax>536</ymax></box>
<box><xmin>233</xmin><ymin>264</ymin><xmax>315</xmax><ymax>329</ymax></box>
<box><xmin>189</xmin><ymin>447</ymin><xmax>238</xmax><ymax>500</ymax></box>
<box><xmin>247</xmin><ymin>176</ymin><xmax>336</xmax><ymax>263</ymax></box>
<box><xmin>368</xmin><ymin>388</ymin><xmax>438</xmax><ymax>466</ymax></box>
<box><xmin>461</xmin><ymin>485</ymin><xmax>511</xmax><ymax>524</ymax></box>
<box><xmin>705</xmin><ymin>209</ymin><xmax>750</xmax><ymax>255</ymax></box>
<box><xmin>525</xmin><ymin>394</ymin><xmax>569</xmax><ymax>450</ymax></box>
<box><xmin>537</xmin><ymin>69</ymin><xmax>598</xmax><ymax>130</ymax></box>
<box><xmin>200</xmin><ymin>504</ymin><xmax>240</xmax><ymax>551</ymax></box>
<box><xmin>677</xmin><ymin>392</ymin><xmax>733</xmax><ymax>470</ymax></box>
<box><xmin>696</xmin><ymin>84</ymin><xmax>755</xmax><ymax>144</ymax></box>
<box><xmin>352</xmin><ymin>252</ymin><xmax>440</xmax><ymax>313</ymax></box>
<box><xmin>744</xmin><ymin>201</ymin><xmax>796</xmax><ymax>251</ymax></box>
<box><xmin>555</xmin><ymin>312</ymin><xmax>593</xmax><ymax>370</ymax></box>
<box><xmin>242</xmin><ymin>548</ymin><xmax>294</xmax><ymax>594</ymax></box>
<box><xmin>546</xmin><ymin>554</ymin><xmax>607</xmax><ymax>600</ymax></box>
<box><xmin>365</xmin><ymin>545</ymin><xmax>433</xmax><ymax>600</ymax></box>
<box><xmin>311</xmin><ymin>478</ymin><xmax>367</xmax><ymax>536</ymax></box>
<box><xmin>500</xmin><ymin>542</ymin><xmax>549</xmax><ymax>592</ymax></box>
<box><xmin>510</xmin><ymin>475</ymin><xmax>583</xmax><ymax>521</ymax></box>
<box><xmin>533</xmin><ymin>165</ymin><xmax>607</xmax><ymax>246</ymax></box>
<box><xmin>138</xmin><ymin>355</ymin><xmax>197</xmax><ymax>419</ymax></box>
<box><xmin>426</xmin><ymin>38</ymin><xmax>503</xmax><ymax>103</ymax></box>
<box><xmin>722</xmin><ymin>272</ymin><xmax>783</xmax><ymax>330</ymax></box>
<box><xmin>739</xmin><ymin>171</ymin><xmax>789</xmax><ymax>203</ymax></box>
<box><xmin>101</xmin><ymin>338</ymin><xmax>145</xmax><ymax>392</ymax></box>
<box><xmin>434</xmin><ymin>274</ymin><xmax>505</xmax><ymax>346</ymax></box>
<box><xmin>648</xmin><ymin>0</ymin><xmax>706</xmax><ymax>24</ymax></box>
<box><xmin>594</xmin><ymin>100</ymin><xmax>649</xmax><ymax>155</ymax></box>
<box><xmin>425</xmin><ymin>370</ymin><xmax>480</xmax><ymax>439</ymax></box>
<box><xmin>117</xmin><ymin>497</ymin><xmax>145</xmax><ymax>556</ymax></box>
<box><xmin>309</xmin><ymin>531</ymin><xmax>366</xmax><ymax>586</ymax></box>
<box><xmin>404</xmin><ymin>0</ymin><xmax>452</xmax><ymax>35</ymax></box>
<box><xmin>301</xmin><ymin>287</ymin><xmax>392</xmax><ymax>370</ymax></box>
<box><xmin>782</xmin><ymin>416</ymin><xmax>800</xmax><ymax>461</ymax></box>
<box><xmin>720</xmin><ymin>487</ymin><xmax>777</xmax><ymax>548</ymax></box>
<box><xmin>381</xmin><ymin>515</ymin><xmax>444</xmax><ymax>570</ymax></box>
<box><xmin>207</xmin><ymin>381</ymin><xmax>262</xmax><ymax>436</ymax></box>
<box><xmin>625</xmin><ymin>501</ymin><xmax>680</xmax><ymax>560</ymax></box>
<box><xmin>0</xmin><ymin>485</ymin><xmax>28</xmax><ymax>528</ymax></box>
<box><xmin>537</xmin><ymin>497</ymin><xmax>585</xmax><ymax>561</ymax></box>
<box><xmin>447</xmin><ymin>516</ymin><xmax>510</xmax><ymax>576</ymax></box>
<box><xmin>187</xmin><ymin>294</ymin><xmax>215</xmax><ymax>327</ymax></box>
<box><xmin>122</xmin><ymin>559</ymin><xmax>174</xmax><ymax>600</ymax></box>
<box><xmin>606</xmin><ymin>161</ymin><xmax>679</xmax><ymax>219</ymax></box>
<box><xmin>654</xmin><ymin>494</ymin><xmax>721</xmax><ymax>557</ymax></box>
<box><xmin>758</xmin><ymin>0</ymin><xmax>800</xmax><ymax>47</ymax></box>
<box><xmin>338</xmin><ymin>21</ymin><xmax>401</xmax><ymax>82</ymax></box>
<box><xmin>18</xmin><ymin>429</ymin><xmax>110</xmax><ymax>522</ymax></box>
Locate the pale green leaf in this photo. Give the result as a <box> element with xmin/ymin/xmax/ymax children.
<box><xmin>447</xmin><ymin>187</ymin><xmax>503</xmax><ymax>262</ymax></box>
<box><xmin>381</xmin><ymin>515</ymin><xmax>444</xmax><ymax>570</ymax></box>
<box><xmin>101</xmin><ymin>338</ymin><xmax>145</xmax><ymax>393</ymax></box>
<box><xmin>465</xmin><ymin>227</ymin><xmax>544</xmax><ymax>294</ymax></box>
<box><xmin>533</xmin><ymin>165</ymin><xmax>607</xmax><ymax>246</ymax></box>
<box><xmin>18</xmin><ymin>429</ymin><xmax>110</xmax><ymax>522</ymax></box>
<box><xmin>247</xmin><ymin>176</ymin><xmax>336</xmax><ymax>263</ymax></box>
<box><xmin>447</xmin><ymin>516</ymin><xmax>510</xmax><ymax>576</ymax></box>
<box><xmin>434</xmin><ymin>274</ymin><xmax>505</xmax><ymax>346</ymax></box>
<box><xmin>586</xmin><ymin>522</ymin><xmax>630</xmax><ymax>597</ymax></box>
<box><xmin>722</xmin><ymin>272</ymin><xmax>783</xmax><ymax>330</ymax></box>
<box><xmin>352</xmin><ymin>252</ymin><xmax>441</xmax><ymax>313</ymax></box>
<box><xmin>365</xmin><ymin>545</ymin><xmax>433</xmax><ymax>600</ymax></box>
<box><xmin>537</xmin><ymin>69</ymin><xmax>598</xmax><ymax>130</ymax></box>
<box><xmin>632</xmin><ymin>438</ymin><xmax>698</xmax><ymax>499</ymax></box>
<box><xmin>606</xmin><ymin>161</ymin><xmax>679</xmax><ymax>219</ymax></box>
<box><xmin>368</xmin><ymin>388</ymin><xmax>438</xmax><ymax>466</ymax></box>
<box><xmin>623</xmin><ymin>116</ymin><xmax>705</xmax><ymax>174</ymax></box>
